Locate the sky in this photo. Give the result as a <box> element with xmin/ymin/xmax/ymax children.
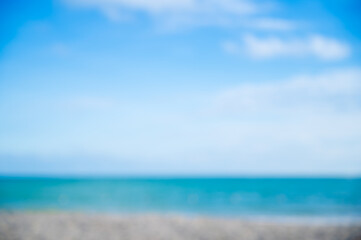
<box><xmin>1</xmin><ymin>0</ymin><xmax>361</xmax><ymax>176</ymax></box>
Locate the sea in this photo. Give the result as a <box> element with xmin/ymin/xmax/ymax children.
<box><xmin>1</xmin><ymin>177</ymin><xmax>360</xmax><ymax>222</ymax></box>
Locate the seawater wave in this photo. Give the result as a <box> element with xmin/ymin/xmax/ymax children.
<box><xmin>0</xmin><ymin>177</ymin><xmax>360</xmax><ymax>219</ymax></box>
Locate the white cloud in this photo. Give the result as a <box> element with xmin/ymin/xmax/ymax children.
<box><xmin>309</xmin><ymin>35</ymin><xmax>351</xmax><ymax>60</ymax></box>
<box><xmin>2</xmin><ymin>68</ymin><xmax>361</xmax><ymax>174</ymax></box>
<box><xmin>214</xmin><ymin>68</ymin><xmax>361</xmax><ymax>113</ymax></box>
<box><xmin>67</xmin><ymin>0</ymin><xmax>195</xmax><ymax>13</ymax></box>
<box><xmin>239</xmin><ymin>34</ymin><xmax>351</xmax><ymax>60</ymax></box>
<box><xmin>67</xmin><ymin>0</ymin><xmax>260</xmax><ymax>15</ymax></box>
<box><xmin>63</xmin><ymin>0</ymin><xmax>279</xmax><ymax>29</ymax></box>
<box><xmin>250</xmin><ymin>18</ymin><xmax>296</xmax><ymax>31</ymax></box>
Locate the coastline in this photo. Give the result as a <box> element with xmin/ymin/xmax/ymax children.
<box><xmin>1</xmin><ymin>211</ymin><xmax>361</xmax><ymax>240</ymax></box>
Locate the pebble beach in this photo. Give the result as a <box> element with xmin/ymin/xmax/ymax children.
<box><xmin>1</xmin><ymin>212</ymin><xmax>360</xmax><ymax>240</ymax></box>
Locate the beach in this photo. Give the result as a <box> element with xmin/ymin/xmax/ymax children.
<box><xmin>1</xmin><ymin>178</ymin><xmax>360</xmax><ymax>239</ymax></box>
<box><xmin>1</xmin><ymin>212</ymin><xmax>360</xmax><ymax>240</ymax></box>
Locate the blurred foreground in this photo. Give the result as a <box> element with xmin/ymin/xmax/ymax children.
<box><xmin>1</xmin><ymin>212</ymin><xmax>361</xmax><ymax>240</ymax></box>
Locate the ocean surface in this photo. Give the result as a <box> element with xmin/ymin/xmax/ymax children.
<box><xmin>1</xmin><ymin>177</ymin><xmax>360</xmax><ymax>220</ymax></box>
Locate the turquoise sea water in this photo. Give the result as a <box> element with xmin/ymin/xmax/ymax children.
<box><xmin>0</xmin><ymin>177</ymin><xmax>360</xmax><ymax>219</ymax></box>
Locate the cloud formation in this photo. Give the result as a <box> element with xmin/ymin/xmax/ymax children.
<box><xmin>66</xmin><ymin>0</ymin><xmax>258</xmax><ymax>22</ymax></box>
<box><xmin>66</xmin><ymin>0</ymin><xmax>259</xmax><ymax>15</ymax></box>
<box><xmin>2</xmin><ymin>68</ymin><xmax>360</xmax><ymax>174</ymax></box>
<box><xmin>239</xmin><ymin>34</ymin><xmax>351</xmax><ymax>60</ymax></box>
<box><xmin>64</xmin><ymin>0</ymin><xmax>283</xmax><ymax>29</ymax></box>
<box><xmin>215</xmin><ymin>68</ymin><xmax>361</xmax><ymax>113</ymax></box>
<box><xmin>63</xmin><ymin>0</ymin><xmax>352</xmax><ymax>62</ymax></box>
<box><xmin>250</xmin><ymin>18</ymin><xmax>297</xmax><ymax>31</ymax></box>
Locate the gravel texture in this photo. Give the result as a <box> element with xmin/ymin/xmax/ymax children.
<box><xmin>0</xmin><ymin>212</ymin><xmax>360</xmax><ymax>240</ymax></box>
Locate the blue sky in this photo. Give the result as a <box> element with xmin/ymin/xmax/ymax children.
<box><xmin>1</xmin><ymin>0</ymin><xmax>361</xmax><ymax>176</ymax></box>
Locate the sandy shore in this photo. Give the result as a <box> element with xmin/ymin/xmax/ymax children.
<box><xmin>0</xmin><ymin>212</ymin><xmax>360</xmax><ymax>240</ymax></box>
